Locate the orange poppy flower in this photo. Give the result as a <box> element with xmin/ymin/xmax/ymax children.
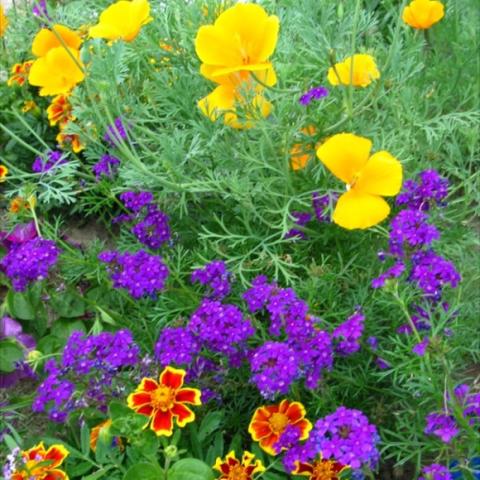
<box><xmin>56</xmin><ymin>130</ymin><xmax>85</xmax><ymax>153</ymax></box>
<box><xmin>248</xmin><ymin>399</ymin><xmax>312</xmax><ymax>455</ymax></box>
<box><xmin>127</xmin><ymin>366</ymin><xmax>201</xmax><ymax>436</ymax></box>
<box><xmin>402</xmin><ymin>0</ymin><xmax>445</xmax><ymax>29</ymax></box>
<box><xmin>0</xmin><ymin>165</ymin><xmax>8</xmax><ymax>182</ymax></box>
<box><xmin>316</xmin><ymin>133</ymin><xmax>402</xmax><ymax>230</ymax></box>
<box><xmin>290</xmin><ymin>126</ymin><xmax>317</xmax><ymax>171</ymax></box>
<box><xmin>47</xmin><ymin>95</ymin><xmax>74</xmax><ymax>127</ymax></box>
<box><xmin>11</xmin><ymin>442</ymin><xmax>69</xmax><ymax>480</ymax></box>
<box><xmin>327</xmin><ymin>54</ymin><xmax>380</xmax><ymax>88</ymax></box>
<box><xmin>213</xmin><ymin>451</ymin><xmax>265</xmax><ymax>480</ymax></box>
<box><xmin>7</xmin><ymin>61</ymin><xmax>34</xmax><ymax>87</ymax></box>
<box><xmin>293</xmin><ymin>456</ymin><xmax>348</xmax><ymax>479</ymax></box>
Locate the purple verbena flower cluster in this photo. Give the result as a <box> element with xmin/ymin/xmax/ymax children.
<box><xmin>98</xmin><ymin>250</ymin><xmax>169</xmax><ymax>299</ymax></box>
<box><xmin>191</xmin><ymin>260</ymin><xmax>231</xmax><ymax>299</ymax></box>
<box><xmin>116</xmin><ymin>191</ymin><xmax>171</xmax><ymax>250</ymax></box>
<box><xmin>299</xmin><ymin>85</ymin><xmax>329</xmax><ymax>106</ymax></box>
<box><xmin>424</xmin><ymin>412</ymin><xmax>459</xmax><ymax>443</ymax></box>
<box><xmin>419</xmin><ymin>464</ymin><xmax>453</xmax><ymax>480</ymax></box>
<box><xmin>332</xmin><ymin>309</ymin><xmax>365</xmax><ymax>356</ymax></box>
<box><xmin>92</xmin><ymin>154</ymin><xmax>120</xmax><ymax>180</ymax></box>
<box><xmin>104</xmin><ymin>117</ymin><xmax>129</xmax><ymax>147</ymax></box>
<box><xmin>33</xmin><ymin>330</ymin><xmax>139</xmax><ymax>422</ymax></box>
<box><xmin>285</xmin><ymin>211</ymin><xmax>312</xmax><ymax>240</ymax></box>
<box><xmin>0</xmin><ymin>237</ymin><xmax>60</xmax><ymax>291</ymax></box>
<box><xmin>154</xmin><ymin>327</ymin><xmax>200</xmax><ymax>367</ymax></box>
<box><xmin>273</xmin><ymin>424</ymin><xmax>302</xmax><ymax>454</ymax></box>
<box><xmin>32</xmin><ymin>150</ymin><xmax>68</xmax><ymax>173</ymax></box>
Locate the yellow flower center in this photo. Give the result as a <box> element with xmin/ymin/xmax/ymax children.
<box><xmin>268</xmin><ymin>412</ymin><xmax>289</xmax><ymax>434</ymax></box>
<box><xmin>228</xmin><ymin>465</ymin><xmax>249</xmax><ymax>480</ymax></box>
<box><xmin>311</xmin><ymin>460</ymin><xmax>337</xmax><ymax>480</ymax></box>
<box><xmin>151</xmin><ymin>386</ymin><xmax>175</xmax><ymax>411</ymax></box>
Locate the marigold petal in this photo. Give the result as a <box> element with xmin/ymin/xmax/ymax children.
<box><xmin>151</xmin><ymin>409</ymin><xmax>174</xmax><ymax>436</ymax></box>
<box><xmin>355</xmin><ymin>150</ymin><xmax>402</xmax><ymax>196</ymax></box>
<box><xmin>160</xmin><ymin>366</ymin><xmax>185</xmax><ymax>389</ymax></box>
<box><xmin>136</xmin><ymin>404</ymin><xmax>154</xmax><ymax>416</ymax></box>
<box><xmin>333</xmin><ymin>190</ymin><xmax>390</xmax><ymax>230</ymax></box>
<box><xmin>175</xmin><ymin>388</ymin><xmax>201</xmax><ymax>405</ymax></box>
<box><xmin>293</xmin><ymin>461</ymin><xmax>314</xmax><ymax>475</ymax></box>
<box><xmin>316</xmin><ymin>133</ymin><xmax>372</xmax><ymax>184</ymax></box>
<box><xmin>249</xmin><ymin>421</ymin><xmax>273</xmax><ymax>440</ymax></box>
<box><xmin>138</xmin><ymin>377</ymin><xmax>159</xmax><ymax>392</ymax></box>
<box><xmin>127</xmin><ymin>392</ymin><xmax>152</xmax><ymax>409</ymax></box>
<box><xmin>258</xmin><ymin>432</ymin><xmax>279</xmax><ymax>455</ymax></box>
<box><xmin>43</xmin><ymin>470</ymin><xmax>68</xmax><ymax>480</ymax></box>
<box><xmin>44</xmin><ymin>444</ymin><xmax>69</xmax><ymax>468</ymax></box>
<box><xmin>171</xmin><ymin>402</ymin><xmax>196</xmax><ymax>427</ymax></box>
<box><xmin>285</xmin><ymin>401</ymin><xmax>305</xmax><ymax>422</ymax></box>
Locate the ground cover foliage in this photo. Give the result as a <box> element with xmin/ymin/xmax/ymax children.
<box><xmin>0</xmin><ymin>0</ymin><xmax>479</xmax><ymax>479</ymax></box>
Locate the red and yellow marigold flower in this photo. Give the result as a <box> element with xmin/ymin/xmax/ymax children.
<box><xmin>327</xmin><ymin>54</ymin><xmax>380</xmax><ymax>88</ymax></box>
<box><xmin>316</xmin><ymin>133</ymin><xmax>402</xmax><ymax>230</ymax></box>
<box><xmin>213</xmin><ymin>451</ymin><xmax>265</xmax><ymax>480</ymax></box>
<box><xmin>10</xmin><ymin>442</ymin><xmax>69</xmax><ymax>480</ymax></box>
<box><xmin>22</xmin><ymin>100</ymin><xmax>38</xmax><ymax>113</ymax></box>
<box><xmin>47</xmin><ymin>95</ymin><xmax>74</xmax><ymax>127</ymax></box>
<box><xmin>56</xmin><ymin>130</ymin><xmax>85</xmax><ymax>153</ymax></box>
<box><xmin>402</xmin><ymin>0</ymin><xmax>445</xmax><ymax>29</ymax></box>
<box><xmin>9</xmin><ymin>196</ymin><xmax>35</xmax><ymax>214</ymax></box>
<box><xmin>127</xmin><ymin>366</ymin><xmax>201</xmax><ymax>436</ymax></box>
<box><xmin>0</xmin><ymin>165</ymin><xmax>8</xmax><ymax>182</ymax></box>
<box><xmin>293</xmin><ymin>456</ymin><xmax>348</xmax><ymax>480</ymax></box>
<box><xmin>89</xmin><ymin>0</ymin><xmax>152</xmax><ymax>42</ymax></box>
<box><xmin>8</xmin><ymin>61</ymin><xmax>34</xmax><ymax>87</ymax></box>
<box><xmin>28</xmin><ymin>25</ymin><xmax>84</xmax><ymax>96</ymax></box>
<box><xmin>248</xmin><ymin>399</ymin><xmax>312</xmax><ymax>455</ymax></box>
<box><xmin>290</xmin><ymin>126</ymin><xmax>318</xmax><ymax>171</ymax></box>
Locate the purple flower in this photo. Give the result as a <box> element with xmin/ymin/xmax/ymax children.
<box><xmin>0</xmin><ymin>221</ymin><xmax>37</xmax><ymax>249</ymax></box>
<box><xmin>273</xmin><ymin>424</ymin><xmax>302</xmax><ymax>454</ymax></box>
<box><xmin>299</xmin><ymin>86</ymin><xmax>329</xmax><ymax>106</ymax></box>
<box><xmin>371</xmin><ymin>261</ymin><xmax>405</xmax><ymax>288</ymax></box>
<box><xmin>367</xmin><ymin>336</ymin><xmax>378</xmax><ymax>350</ymax></box>
<box><xmin>396</xmin><ymin>170</ymin><xmax>449</xmax><ymax>211</ymax></box>
<box><xmin>424</xmin><ymin>412</ymin><xmax>459</xmax><ymax>443</ymax></box>
<box><xmin>0</xmin><ymin>238</ymin><xmax>60</xmax><ymax>291</ymax></box>
<box><xmin>419</xmin><ymin>464</ymin><xmax>453</xmax><ymax>480</ymax></box>
<box><xmin>154</xmin><ymin>327</ymin><xmax>200</xmax><ymax>367</ymax></box>
<box><xmin>2</xmin><ymin>447</ymin><xmax>20</xmax><ymax>479</ymax></box>
<box><xmin>250</xmin><ymin>341</ymin><xmax>299</xmax><ymax>398</ymax></box>
<box><xmin>32</xmin><ymin>150</ymin><xmax>68</xmax><ymax>173</ymax></box>
<box><xmin>243</xmin><ymin>275</ymin><xmax>276</xmax><ymax>312</ymax></box>
<box><xmin>32</xmin><ymin>0</ymin><xmax>49</xmax><ymax>18</ymax></box>
<box><xmin>375</xmin><ymin>357</ymin><xmax>390</xmax><ymax>369</ymax></box>
<box><xmin>191</xmin><ymin>260</ymin><xmax>232</xmax><ymax>299</ymax></box>
<box><xmin>98</xmin><ymin>250</ymin><xmax>169</xmax><ymax>299</ymax></box>
<box><xmin>92</xmin><ymin>154</ymin><xmax>120</xmax><ymax>180</ymax></box>
<box><xmin>312</xmin><ymin>406</ymin><xmax>380</xmax><ymax>470</ymax></box>
<box><xmin>412</xmin><ymin>336</ymin><xmax>430</xmax><ymax>356</ymax></box>
<box><xmin>119</xmin><ymin>191</ymin><xmax>154</xmax><ymax>213</ymax></box>
<box><xmin>332</xmin><ymin>309</ymin><xmax>365</xmax><ymax>356</ymax></box>
<box><xmin>312</xmin><ymin>192</ymin><xmax>333</xmax><ymax>223</ymax></box>
<box><xmin>189</xmin><ymin>299</ymin><xmax>254</xmax><ymax>359</ymax></box>
<box><xmin>282</xmin><ymin>438</ymin><xmax>317</xmax><ymax>473</ymax></box>
<box><xmin>104</xmin><ymin>117</ymin><xmax>129</xmax><ymax>147</ymax></box>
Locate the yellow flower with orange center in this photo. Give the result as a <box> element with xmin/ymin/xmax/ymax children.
<box><xmin>56</xmin><ymin>130</ymin><xmax>85</xmax><ymax>153</ymax></box>
<box><xmin>213</xmin><ymin>451</ymin><xmax>265</xmax><ymax>480</ymax></box>
<box><xmin>47</xmin><ymin>94</ymin><xmax>74</xmax><ymax>127</ymax></box>
<box><xmin>327</xmin><ymin>54</ymin><xmax>380</xmax><ymax>88</ymax></box>
<box><xmin>127</xmin><ymin>366</ymin><xmax>201</xmax><ymax>436</ymax></box>
<box><xmin>8</xmin><ymin>61</ymin><xmax>34</xmax><ymax>87</ymax></box>
<box><xmin>290</xmin><ymin>126</ymin><xmax>318</xmax><ymax>171</ymax></box>
<box><xmin>89</xmin><ymin>0</ymin><xmax>152</xmax><ymax>42</ymax></box>
<box><xmin>0</xmin><ymin>5</ymin><xmax>8</xmax><ymax>37</ymax></box>
<box><xmin>10</xmin><ymin>442</ymin><xmax>69</xmax><ymax>480</ymax></box>
<box><xmin>28</xmin><ymin>25</ymin><xmax>84</xmax><ymax>96</ymax></box>
<box><xmin>402</xmin><ymin>0</ymin><xmax>445</xmax><ymax>29</ymax></box>
<box><xmin>293</xmin><ymin>456</ymin><xmax>348</xmax><ymax>480</ymax></box>
<box><xmin>316</xmin><ymin>133</ymin><xmax>402</xmax><ymax>230</ymax></box>
<box><xmin>248</xmin><ymin>399</ymin><xmax>312</xmax><ymax>455</ymax></box>
<box><xmin>0</xmin><ymin>165</ymin><xmax>8</xmax><ymax>182</ymax></box>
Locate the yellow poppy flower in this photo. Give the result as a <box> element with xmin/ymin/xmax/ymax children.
<box><xmin>316</xmin><ymin>133</ymin><xmax>402</xmax><ymax>230</ymax></box>
<box><xmin>402</xmin><ymin>0</ymin><xmax>445</xmax><ymax>29</ymax></box>
<box><xmin>198</xmin><ymin>82</ymin><xmax>271</xmax><ymax>129</ymax></box>
<box><xmin>29</xmin><ymin>47</ymin><xmax>85</xmax><ymax>96</ymax></box>
<box><xmin>327</xmin><ymin>54</ymin><xmax>380</xmax><ymax>88</ymax></box>
<box><xmin>89</xmin><ymin>0</ymin><xmax>153</xmax><ymax>42</ymax></box>
<box><xmin>32</xmin><ymin>24</ymin><xmax>82</xmax><ymax>57</ymax></box>
<box><xmin>195</xmin><ymin>3</ymin><xmax>279</xmax><ymax>84</ymax></box>
<box><xmin>1</xmin><ymin>5</ymin><xmax>8</xmax><ymax>38</ymax></box>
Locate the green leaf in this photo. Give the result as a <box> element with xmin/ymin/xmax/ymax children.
<box><xmin>0</xmin><ymin>340</ymin><xmax>24</xmax><ymax>373</ymax></box>
<box><xmin>109</xmin><ymin>401</ymin><xmax>132</xmax><ymax>420</ymax></box>
<box><xmin>168</xmin><ymin>459</ymin><xmax>214</xmax><ymax>480</ymax></box>
<box><xmin>123</xmin><ymin>463</ymin><xmax>162</xmax><ymax>480</ymax></box>
<box><xmin>50</xmin><ymin>291</ymin><xmax>86</xmax><ymax>318</ymax></box>
<box><xmin>198</xmin><ymin>411</ymin><xmax>223</xmax><ymax>442</ymax></box>
<box><xmin>7</xmin><ymin>290</ymin><xmax>36</xmax><ymax>320</ymax></box>
<box><xmin>51</xmin><ymin>319</ymin><xmax>86</xmax><ymax>342</ymax></box>
<box><xmin>83</xmin><ymin>466</ymin><xmax>117</xmax><ymax>480</ymax></box>
<box><xmin>80</xmin><ymin>421</ymin><xmax>91</xmax><ymax>457</ymax></box>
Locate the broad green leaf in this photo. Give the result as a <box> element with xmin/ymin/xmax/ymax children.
<box><xmin>198</xmin><ymin>411</ymin><xmax>224</xmax><ymax>442</ymax></box>
<box><xmin>168</xmin><ymin>459</ymin><xmax>214</xmax><ymax>480</ymax></box>
<box><xmin>123</xmin><ymin>462</ymin><xmax>162</xmax><ymax>480</ymax></box>
<box><xmin>0</xmin><ymin>340</ymin><xmax>24</xmax><ymax>373</ymax></box>
<box><xmin>50</xmin><ymin>291</ymin><xmax>86</xmax><ymax>318</ymax></box>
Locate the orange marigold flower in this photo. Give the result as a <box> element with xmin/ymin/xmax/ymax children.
<box><xmin>402</xmin><ymin>0</ymin><xmax>445</xmax><ymax>29</ymax></box>
<box><xmin>327</xmin><ymin>54</ymin><xmax>380</xmax><ymax>88</ymax></box>
<box><xmin>56</xmin><ymin>130</ymin><xmax>85</xmax><ymax>153</ymax></box>
<box><xmin>47</xmin><ymin>95</ymin><xmax>74</xmax><ymax>127</ymax></box>
<box><xmin>293</xmin><ymin>456</ymin><xmax>348</xmax><ymax>480</ymax></box>
<box><xmin>89</xmin><ymin>0</ymin><xmax>153</xmax><ymax>43</ymax></box>
<box><xmin>248</xmin><ymin>399</ymin><xmax>312</xmax><ymax>455</ymax></box>
<box><xmin>213</xmin><ymin>451</ymin><xmax>265</xmax><ymax>480</ymax></box>
<box><xmin>0</xmin><ymin>164</ymin><xmax>8</xmax><ymax>182</ymax></box>
<box><xmin>22</xmin><ymin>100</ymin><xmax>38</xmax><ymax>113</ymax></box>
<box><xmin>7</xmin><ymin>61</ymin><xmax>34</xmax><ymax>87</ymax></box>
<box><xmin>290</xmin><ymin>126</ymin><xmax>318</xmax><ymax>171</ymax></box>
<box><xmin>0</xmin><ymin>5</ymin><xmax>8</xmax><ymax>38</ymax></box>
<box><xmin>127</xmin><ymin>366</ymin><xmax>201</xmax><ymax>436</ymax></box>
<box><xmin>10</xmin><ymin>442</ymin><xmax>69</xmax><ymax>480</ymax></box>
<box><xmin>9</xmin><ymin>196</ymin><xmax>34</xmax><ymax>214</ymax></box>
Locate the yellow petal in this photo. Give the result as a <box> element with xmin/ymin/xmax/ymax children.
<box><xmin>327</xmin><ymin>54</ymin><xmax>380</xmax><ymax>88</ymax></box>
<box><xmin>195</xmin><ymin>24</ymin><xmax>243</xmax><ymax>66</ymax></box>
<box><xmin>333</xmin><ymin>190</ymin><xmax>391</xmax><ymax>230</ymax></box>
<box><xmin>402</xmin><ymin>0</ymin><xmax>444</xmax><ymax>29</ymax></box>
<box><xmin>200</xmin><ymin>63</ymin><xmax>277</xmax><ymax>88</ymax></box>
<box><xmin>355</xmin><ymin>151</ymin><xmax>403</xmax><ymax>196</ymax></box>
<box><xmin>32</xmin><ymin>24</ymin><xmax>82</xmax><ymax>57</ymax></box>
<box><xmin>89</xmin><ymin>23</ymin><xmax>123</xmax><ymax>40</ymax></box>
<box><xmin>316</xmin><ymin>133</ymin><xmax>372</xmax><ymax>184</ymax></box>
<box><xmin>198</xmin><ymin>84</ymin><xmax>235</xmax><ymax>122</ymax></box>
